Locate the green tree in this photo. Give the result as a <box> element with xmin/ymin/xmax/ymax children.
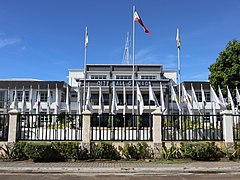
<box><xmin>208</xmin><ymin>39</ymin><xmax>240</xmax><ymax>97</ymax></box>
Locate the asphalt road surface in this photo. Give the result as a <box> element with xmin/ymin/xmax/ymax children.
<box><xmin>1</xmin><ymin>172</ymin><xmax>240</xmax><ymax>180</ymax></box>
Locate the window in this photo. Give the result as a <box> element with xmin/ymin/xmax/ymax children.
<box><xmin>194</xmin><ymin>91</ymin><xmax>210</xmax><ymax>102</ymax></box>
<box><xmin>0</xmin><ymin>91</ymin><xmax>5</xmax><ymax>108</ymax></box>
<box><xmin>91</xmin><ymin>75</ymin><xmax>107</xmax><ymax>79</ymax></box>
<box><xmin>13</xmin><ymin>91</ymin><xmax>29</xmax><ymax>102</ymax></box>
<box><xmin>141</xmin><ymin>75</ymin><xmax>156</xmax><ymax>80</ymax></box>
<box><xmin>116</xmin><ymin>75</ymin><xmax>132</xmax><ymax>79</ymax></box>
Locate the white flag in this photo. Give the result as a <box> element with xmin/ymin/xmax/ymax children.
<box><xmin>201</xmin><ymin>84</ymin><xmax>206</xmax><ymax>110</ymax></box>
<box><xmin>54</xmin><ymin>84</ymin><xmax>59</xmax><ymax>114</ymax></box>
<box><xmin>210</xmin><ymin>85</ymin><xmax>221</xmax><ymax>105</ymax></box>
<box><xmin>176</xmin><ymin>28</ymin><xmax>180</xmax><ymax>48</ymax></box>
<box><xmin>77</xmin><ymin>82</ymin><xmax>82</xmax><ymax>114</ymax></box>
<box><xmin>236</xmin><ymin>87</ymin><xmax>240</xmax><ymax>105</ymax></box>
<box><xmin>160</xmin><ymin>82</ymin><xmax>167</xmax><ymax>114</ymax></box>
<box><xmin>111</xmin><ymin>83</ymin><xmax>119</xmax><ymax>115</ymax></box>
<box><xmin>29</xmin><ymin>86</ymin><xmax>33</xmax><ymax>114</ymax></box>
<box><xmin>191</xmin><ymin>84</ymin><xmax>201</xmax><ymax>113</ymax></box>
<box><xmin>170</xmin><ymin>84</ymin><xmax>181</xmax><ymax>112</ymax></box>
<box><xmin>66</xmin><ymin>85</ymin><xmax>70</xmax><ymax>114</ymax></box>
<box><xmin>35</xmin><ymin>85</ymin><xmax>42</xmax><ymax>114</ymax></box>
<box><xmin>123</xmin><ymin>83</ymin><xmax>127</xmax><ymax>115</ymax></box>
<box><xmin>182</xmin><ymin>84</ymin><xmax>192</xmax><ymax>113</ymax></box>
<box><xmin>6</xmin><ymin>87</ymin><xmax>11</xmax><ymax>112</ymax></box>
<box><xmin>218</xmin><ymin>86</ymin><xmax>226</xmax><ymax>109</ymax></box>
<box><xmin>98</xmin><ymin>86</ymin><xmax>104</xmax><ymax>115</ymax></box>
<box><xmin>86</xmin><ymin>84</ymin><xmax>93</xmax><ymax>113</ymax></box>
<box><xmin>137</xmin><ymin>84</ymin><xmax>144</xmax><ymax>115</ymax></box>
<box><xmin>10</xmin><ymin>87</ymin><xmax>18</xmax><ymax>110</ymax></box>
<box><xmin>149</xmin><ymin>83</ymin><xmax>159</xmax><ymax>107</ymax></box>
<box><xmin>21</xmin><ymin>86</ymin><xmax>27</xmax><ymax>113</ymax></box>
<box><xmin>227</xmin><ymin>85</ymin><xmax>234</xmax><ymax>113</ymax></box>
<box><xmin>47</xmin><ymin>84</ymin><xmax>51</xmax><ymax>114</ymax></box>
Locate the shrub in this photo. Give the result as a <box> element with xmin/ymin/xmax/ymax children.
<box><xmin>181</xmin><ymin>142</ymin><xmax>224</xmax><ymax>161</ymax></box>
<box><xmin>24</xmin><ymin>142</ymin><xmax>64</xmax><ymax>162</ymax></box>
<box><xmin>52</xmin><ymin>142</ymin><xmax>88</xmax><ymax>160</ymax></box>
<box><xmin>94</xmin><ymin>142</ymin><xmax>121</xmax><ymax>160</ymax></box>
<box><xmin>119</xmin><ymin>142</ymin><xmax>153</xmax><ymax>160</ymax></box>
<box><xmin>12</xmin><ymin>142</ymin><xmax>28</xmax><ymax>160</ymax></box>
<box><xmin>161</xmin><ymin>143</ymin><xmax>183</xmax><ymax>160</ymax></box>
<box><xmin>0</xmin><ymin>142</ymin><xmax>14</xmax><ymax>159</ymax></box>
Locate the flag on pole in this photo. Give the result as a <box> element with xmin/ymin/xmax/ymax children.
<box><xmin>160</xmin><ymin>82</ymin><xmax>167</xmax><ymax>114</ymax></box>
<box><xmin>35</xmin><ymin>85</ymin><xmax>42</xmax><ymax>114</ymax></box>
<box><xmin>134</xmin><ymin>10</ymin><xmax>150</xmax><ymax>34</ymax></box>
<box><xmin>85</xmin><ymin>26</ymin><xmax>88</xmax><ymax>48</ymax></box>
<box><xmin>149</xmin><ymin>83</ymin><xmax>159</xmax><ymax>108</ymax></box>
<box><xmin>10</xmin><ymin>87</ymin><xmax>18</xmax><ymax>110</ymax></box>
<box><xmin>21</xmin><ymin>86</ymin><xmax>27</xmax><ymax>113</ymax></box>
<box><xmin>176</xmin><ymin>28</ymin><xmax>181</xmax><ymax>48</ymax></box>
<box><xmin>98</xmin><ymin>85</ymin><xmax>104</xmax><ymax>115</ymax></box>
<box><xmin>182</xmin><ymin>84</ymin><xmax>192</xmax><ymax>113</ymax></box>
<box><xmin>29</xmin><ymin>86</ymin><xmax>33</xmax><ymax>114</ymax></box>
<box><xmin>170</xmin><ymin>84</ymin><xmax>181</xmax><ymax>112</ymax></box>
<box><xmin>47</xmin><ymin>84</ymin><xmax>51</xmax><ymax>114</ymax></box>
<box><xmin>86</xmin><ymin>84</ymin><xmax>93</xmax><ymax>113</ymax></box>
<box><xmin>6</xmin><ymin>87</ymin><xmax>11</xmax><ymax>112</ymax></box>
<box><xmin>137</xmin><ymin>84</ymin><xmax>144</xmax><ymax>115</ymax></box>
<box><xmin>218</xmin><ymin>86</ymin><xmax>226</xmax><ymax>109</ymax></box>
<box><xmin>236</xmin><ymin>87</ymin><xmax>240</xmax><ymax>105</ymax></box>
<box><xmin>210</xmin><ymin>85</ymin><xmax>221</xmax><ymax>105</ymax></box>
<box><xmin>77</xmin><ymin>82</ymin><xmax>82</xmax><ymax>114</ymax></box>
<box><xmin>54</xmin><ymin>84</ymin><xmax>59</xmax><ymax>115</ymax></box>
<box><xmin>111</xmin><ymin>83</ymin><xmax>119</xmax><ymax>115</ymax></box>
<box><xmin>191</xmin><ymin>84</ymin><xmax>201</xmax><ymax>113</ymax></box>
<box><xmin>66</xmin><ymin>85</ymin><xmax>70</xmax><ymax>114</ymax></box>
<box><xmin>201</xmin><ymin>84</ymin><xmax>206</xmax><ymax>110</ymax></box>
<box><xmin>123</xmin><ymin>83</ymin><xmax>127</xmax><ymax>115</ymax></box>
<box><xmin>227</xmin><ymin>85</ymin><xmax>234</xmax><ymax>113</ymax></box>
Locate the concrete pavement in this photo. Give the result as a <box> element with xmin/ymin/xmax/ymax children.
<box><xmin>0</xmin><ymin>160</ymin><xmax>240</xmax><ymax>174</ymax></box>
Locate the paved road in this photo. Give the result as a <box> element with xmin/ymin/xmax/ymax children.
<box><xmin>1</xmin><ymin>172</ymin><xmax>240</xmax><ymax>180</ymax></box>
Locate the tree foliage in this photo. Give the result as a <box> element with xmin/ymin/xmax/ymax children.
<box><xmin>208</xmin><ymin>39</ymin><xmax>240</xmax><ymax>97</ymax></box>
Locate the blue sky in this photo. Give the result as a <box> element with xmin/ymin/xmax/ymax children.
<box><xmin>0</xmin><ymin>0</ymin><xmax>239</xmax><ymax>82</ymax></box>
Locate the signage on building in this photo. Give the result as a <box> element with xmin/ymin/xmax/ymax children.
<box><xmin>96</xmin><ymin>80</ymin><xmax>150</xmax><ymax>87</ymax></box>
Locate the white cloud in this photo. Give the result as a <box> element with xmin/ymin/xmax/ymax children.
<box><xmin>0</xmin><ymin>38</ymin><xmax>21</xmax><ymax>48</ymax></box>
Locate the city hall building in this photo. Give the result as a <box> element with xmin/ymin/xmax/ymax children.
<box><xmin>0</xmin><ymin>64</ymin><xmax>221</xmax><ymax>116</ymax></box>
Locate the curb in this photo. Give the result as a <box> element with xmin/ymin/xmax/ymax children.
<box><xmin>1</xmin><ymin>166</ymin><xmax>240</xmax><ymax>174</ymax></box>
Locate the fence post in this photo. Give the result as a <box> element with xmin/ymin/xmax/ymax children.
<box><xmin>81</xmin><ymin>110</ymin><xmax>92</xmax><ymax>153</ymax></box>
<box><xmin>8</xmin><ymin>109</ymin><xmax>19</xmax><ymax>143</ymax></box>
<box><xmin>152</xmin><ymin>108</ymin><xmax>162</xmax><ymax>159</ymax></box>
<box><xmin>221</xmin><ymin>110</ymin><xmax>234</xmax><ymax>152</ymax></box>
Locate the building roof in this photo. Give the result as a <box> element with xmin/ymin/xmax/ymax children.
<box><xmin>0</xmin><ymin>80</ymin><xmax>68</xmax><ymax>90</ymax></box>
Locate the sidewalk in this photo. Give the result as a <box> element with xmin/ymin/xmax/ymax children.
<box><xmin>0</xmin><ymin>161</ymin><xmax>240</xmax><ymax>174</ymax></box>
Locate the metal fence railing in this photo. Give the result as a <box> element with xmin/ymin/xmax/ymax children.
<box><xmin>233</xmin><ymin>114</ymin><xmax>240</xmax><ymax>141</ymax></box>
<box><xmin>17</xmin><ymin>114</ymin><xmax>82</xmax><ymax>141</ymax></box>
<box><xmin>162</xmin><ymin>114</ymin><xmax>223</xmax><ymax>141</ymax></box>
<box><xmin>0</xmin><ymin>114</ymin><xmax>9</xmax><ymax>141</ymax></box>
<box><xmin>91</xmin><ymin>113</ymin><xmax>152</xmax><ymax>141</ymax></box>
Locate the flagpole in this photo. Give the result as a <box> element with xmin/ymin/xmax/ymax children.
<box><xmin>132</xmin><ymin>6</ymin><xmax>135</xmax><ymax>117</ymax></box>
<box><xmin>176</xmin><ymin>28</ymin><xmax>181</xmax><ymax>111</ymax></box>
<box><xmin>83</xmin><ymin>26</ymin><xmax>88</xmax><ymax>111</ymax></box>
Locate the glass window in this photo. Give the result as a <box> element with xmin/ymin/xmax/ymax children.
<box><xmin>91</xmin><ymin>75</ymin><xmax>107</xmax><ymax>79</ymax></box>
<box><xmin>116</xmin><ymin>75</ymin><xmax>132</xmax><ymax>79</ymax></box>
<box><xmin>141</xmin><ymin>75</ymin><xmax>156</xmax><ymax>80</ymax></box>
<box><xmin>13</xmin><ymin>91</ymin><xmax>29</xmax><ymax>102</ymax></box>
<box><xmin>0</xmin><ymin>91</ymin><xmax>5</xmax><ymax>108</ymax></box>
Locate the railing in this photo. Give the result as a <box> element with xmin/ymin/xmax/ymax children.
<box><xmin>0</xmin><ymin>114</ymin><xmax>9</xmax><ymax>141</ymax></box>
<box><xmin>17</xmin><ymin>114</ymin><xmax>82</xmax><ymax>141</ymax></box>
<box><xmin>233</xmin><ymin>114</ymin><xmax>240</xmax><ymax>140</ymax></box>
<box><xmin>91</xmin><ymin>113</ymin><xmax>152</xmax><ymax>141</ymax></box>
<box><xmin>162</xmin><ymin>114</ymin><xmax>223</xmax><ymax>141</ymax></box>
